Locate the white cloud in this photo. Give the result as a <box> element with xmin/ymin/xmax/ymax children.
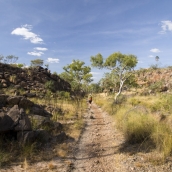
<box><xmin>27</xmin><ymin>51</ymin><xmax>44</xmax><ymax>56</ymax></box>
<box><xmin>159</xmin><ymin>20</ymin><xmax>172</xmax><ymax>34</ymax></box>
<box><xmin>150</xmin><ymin>48</ymin><xmax>161</xmax><ymax>53</ymax></box>
<box><xmin>149</xmin><ymin>55</ymin><xmax>154</xmax><ymax>58</ymax></box>
<box><xmin>11</xmin><ymin>24</ymin><xmax>43</xmax><ymax>44</ymax></box>
<box><xmin>46</xmin><ymin>58</ymin><xmax>59</xmax><ymax>63</ymax></box>
<box><xmin>34</xmin><ymin>47</ymin><xmax>48</xmax><ymax>51</ymax></box>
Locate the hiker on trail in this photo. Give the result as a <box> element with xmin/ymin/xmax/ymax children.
<box><xmin>88</xmin><ymin>94</ymin><xmax>92</xmax><ymax>108</ymax></box>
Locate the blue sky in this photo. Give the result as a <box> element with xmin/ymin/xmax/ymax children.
<box><xmin>0</xmin><ymin>0</ymin><xmax>172</xmax><ymax>83</ymax></box>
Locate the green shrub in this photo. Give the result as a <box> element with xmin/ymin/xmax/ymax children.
<box><xmin>45</xmin><ymin>80</ymin><xmax>55</xmax><ymax>92</ymax></box>
<box><xmin>149</xmin><ymin>81</ymin><xmax>163</xmax><ymax>92</ymax></box>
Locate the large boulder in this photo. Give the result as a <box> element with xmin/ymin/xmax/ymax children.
<box><xmin>7</xmin><ymin>105</ymin><xmax>32</xmax><ymax>131</ymax></box>
<box><xmin>0</xmin><ymin>112</ymin><xmax>14</xmax><ymax>132</ymax></box>
<box><xmin>31</xmin><ymin>105</ymin><xmax>52</xmax><ymax>117</ymax></box>
<box><xmin>7</xmin><ymin>105</ymin><xmax>20</xmax><ymax>123</ymax></box>
<box><xmin>7</xmin><ymin>96</ymin><xmax>23</xmax><ymax>107</ymax></box>
<box><xmin>38</xmin><ymin>120</ymin><xmax>63</xmax><ymax>133</ymax></box>
<box><xmin>55</xmin><ymin>131</ymin><xmax>67</xmax><ymax>143</ymax></box>
<box><xmin>0</xmin><ymin>94</ymin><xmax>8</xmax><ymax>107</ymax></box>
<box><xmin>17</xmin><ymin>129</ymin><xmax>51</xmax><ymax>144</ymax></box>
<box><xmin>19</xmin><ymin>98</ymin><xmax>34</xmax><ymax>109</ymax></box>
<box><xmin>14</xmin><ymin>109</ymin><xmax>32</xmax><ymax>131</ymax></box>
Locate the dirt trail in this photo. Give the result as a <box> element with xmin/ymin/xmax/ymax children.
<box><xmin>71</xmin><ymin>103</ymin><xmax>124</xmax><ymax>172</ymax></box>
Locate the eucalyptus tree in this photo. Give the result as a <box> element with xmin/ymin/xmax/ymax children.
<box><xmin>59</xmin><ymin>59</ymin><xmax>93</xmax><ymax>92</ymax></box>
<box><xmin>30</xmin><ymin>59</ymin><xmax>44</xmax><ymax>67</ymax></box>
<box><xmin>5</xmin><ymin>55</ymin><xmax>18</xmax><ymax>64</ymax></box>
<box><xmin>91</xmin><ymin>52</ymin><xmax>138</xmax><ymax>103</ymax></box>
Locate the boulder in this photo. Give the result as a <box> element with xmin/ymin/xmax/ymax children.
<box><xmin>7</xmin><ymin>96</ymin><xmax>23</xmax><ymax>106</ymax></box>
<box><xmin>36</xmin><ymin>129</ymin><xmax>51</xmax><ymax>143</ymax></box>
<box><xmin>17</xmin><ymin>129</ymin><xmax>51</xmax><ymax>144</ymax></box>
<box><xmin>14</xmin><ymin>109</ymin><xmax>32</xmax><ymax>131</ymax></box>
<box><xmin>0</xmin><ymin>94</ymin><xmax>8</xmax><ymax>107</ymax></box>
<box><xmin>0</xmin><ymin>112</ymin><xmax>13</xmax><ymax>132</ymax></box>
<box><xmin>19</xmin><ymin>98</ymin><xmax>34</xmax><ymax>109</ymax></box>
<box><xmin>56</xmin><ymin>131</ymin><xmax>67</xmax><ymax>143</ymax></box>
<box><xmin>29</xmin><ymin>114</ymin><xmax>50</xmax><ymax>126</ymax></box>
<box><xmin>23</xmin><ymin>92</ymin><xmax>36</xmax><ymax>98</ymax></box>
<box><xmin>38</xmin><ymin>120</ymin><xmax>63</xmax><ymax>133</ymax></box>
<box><xmin>7</xmin><ymin>105</ymin><xmax>20</xmax><ymax>123</ymax></box>
<box><xmin>17</xmin><ymin>131</ymin><xmax>35</xmax><ymax>144</ymax></box>
<box><xmin>7</xmin><ymin>105</ymin><xmax>32</xmax><ymax>131</ymax></box>
<box><xmin>31</xmin><ymin>105</ymin><xmax>52</xmax><ymax>117</ymax></box>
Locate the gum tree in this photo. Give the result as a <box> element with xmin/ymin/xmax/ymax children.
<box><xmin>91</xmin><ymin>52</ymin><xmax>138</xmax><ymax>103</ymax></box>
<box><xmin>30</xmin><ymin>59</ymin><xmax>44</xmax><ymax>67</ymax></box>
<box><xmin>60</xmin><ymin>59</ymin><xmax>93</xmax><ymax>92</ymax></box>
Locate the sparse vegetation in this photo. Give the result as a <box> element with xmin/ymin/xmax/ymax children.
<box><xmin>94</xmin><ymin>92</ymin><xmax>172</xmax><ymax>159</ymax></box>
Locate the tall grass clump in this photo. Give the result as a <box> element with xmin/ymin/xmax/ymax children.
<box><xmin>151</xmin><ymin>123</ymin><xmax>172</xmax><ymax>156</ymax></box>
<box><xmin>122</xmin><ymin>112</ymin><xmax>156</xmax><ymax>144</ymax></box>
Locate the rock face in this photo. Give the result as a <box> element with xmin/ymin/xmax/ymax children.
<box><xmin>0</xmin><ymin>63</ymin><xmax>71</xmax><ymax>95</ymax></box>
<box><xmin>0</xmin><ymin>94</ymin><xmax>65</xmax><ymax>144</ymax></box>
<box><xmin>136</xmin><ymin>67</ymin><xmax>172</xmax><ymax>92</ymax></box>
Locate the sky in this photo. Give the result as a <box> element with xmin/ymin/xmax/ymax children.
<box><xmin>0</xmin><ymin>0</ymin><xmax>172</xmax><ymax>83</ymax></box>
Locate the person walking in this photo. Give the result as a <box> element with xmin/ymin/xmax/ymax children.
<box><xmin>88</xmin><ymin>94</ymin><xmax>92</xmax><ymax>109</ymax></box>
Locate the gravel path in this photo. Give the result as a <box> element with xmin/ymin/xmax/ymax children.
<box><xmin>71</xmin><ymin>103</ymin><xmax>123</xmax><ymax>172</ymax></box>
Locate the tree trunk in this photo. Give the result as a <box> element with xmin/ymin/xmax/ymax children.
<box><xmin>114</xmin><ymin>80</ymin><xmax>124</xmax><ymax>103</ymax></box>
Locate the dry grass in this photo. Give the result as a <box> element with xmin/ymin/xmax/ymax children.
<box><xmin>95</xmin><ymin>93</ymin><xmax>172</xmax><ymax>160</ymax></box>
<box><xmin>55</xmin><ymin>143</ymin><xmax>69</xmax><ymax>158</ymax></box>
<box><xmin>48</xmin><ymin>161</ymin><xmax>56</xmax><ymax>170</ymax></box>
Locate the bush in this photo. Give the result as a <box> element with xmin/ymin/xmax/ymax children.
<box><xmin>149</xmin><ymin>81</ymin><xmax>163</xmax><ymax>92</ymax></box>
<box><xmin>45</xmin><ymin>80</ymin><xmax>55</xmax><ymax>92</ymax></box>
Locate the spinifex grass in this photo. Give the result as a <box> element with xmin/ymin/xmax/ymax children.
<box><xmin>95</xmin><ymin>93</ymin><xmax>172</xmax><ymax>158</ymax></box>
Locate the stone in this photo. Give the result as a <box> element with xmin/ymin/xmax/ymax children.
<box><xmin>7</xmin><ymin>96</ymin><xmax>23</xmax><ymax>106</ymax></box>
<box><xmin>19</xmin><ymin>98</ymin><xmax>34</xmax><ymax>109</ymax></box>
<box><xmin>0</xmin><ymin>112</ymin><xmax>13</xmax><ymax>132</ymax></box>
<box><xmin>56</xmin><ymin>131</ymin><xmax>67</xmax><ymax>143</ymax></box>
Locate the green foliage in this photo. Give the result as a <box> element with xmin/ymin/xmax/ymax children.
<box><xmin>149</xmin><ymin>81</ymin><xmax>163</xmax><ymax>92</ymax></box>
<box><xmin>88</xmin><ymin>83</ymin><xmax>102</xmax><ymax>93</ymax></box>
<box><xmin>150</xmin><ymin>64</ymin><xmax>159</xmax><ymax>70</ymax></box>
<box><xmin>155</xmin><ymin>56</ymin><xmax>159</xmax><ymax>62</ymax></box>
<box><xmin>91</xmin><ymin>52</ymin><xmax>138</xmax><ymax>103</ymax></box>
<box><xmin>53</xmin><ymin>71</ymin><xmax>58</xmax><ymax>75</ymax></box>
<box><xmin>58</xmin><ymin>91</ymin><xmax>70</xmax><ymax>99</ymax></box>
<box><xmin>45</xmin><ymin>80</ymin><xmax>55</xmax><ymax>92</ymax></box>
<box><xmin>30</xmin><ymin>58</ymin><xmax>44</xmax><ymax>67</ymax></box>
<box><xmin>45</xmin><ymin>63</ymin><xmax>49</xmax><ymax>69</ymax></box>
<box><xmin>90</xmin><ymin>53</ymin><xmax>104</xmax><ymax>69</ymax></box>
<box><xmin>60</xmin><ymin>59</ymin><xmax>93</xmax><ymax>91</ymax></box>
<box><xmin>0</xmin><ymin>54</ymin><xmax>19</xmax><ymax>64</ymax></box>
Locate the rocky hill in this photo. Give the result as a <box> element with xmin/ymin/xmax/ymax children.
<box><xmin>0</xmin><ymin>63</ymin><xmax>70</xmax><ymax>145</ymax></box>
<box><xmin>0</xmin><ymin>63</ymin><xmax>71</xmax><ymax>96</ymax></box>
<box><xmin>136</xmin><ymin>67</ymin><xmax>172</xmax><ymax>92</ymax></box>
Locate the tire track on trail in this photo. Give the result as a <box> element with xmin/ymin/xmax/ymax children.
<box><xmin>71</xmin><ymin>103</ymin><xmax>121</xmax><ymax>172</ymax></box>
